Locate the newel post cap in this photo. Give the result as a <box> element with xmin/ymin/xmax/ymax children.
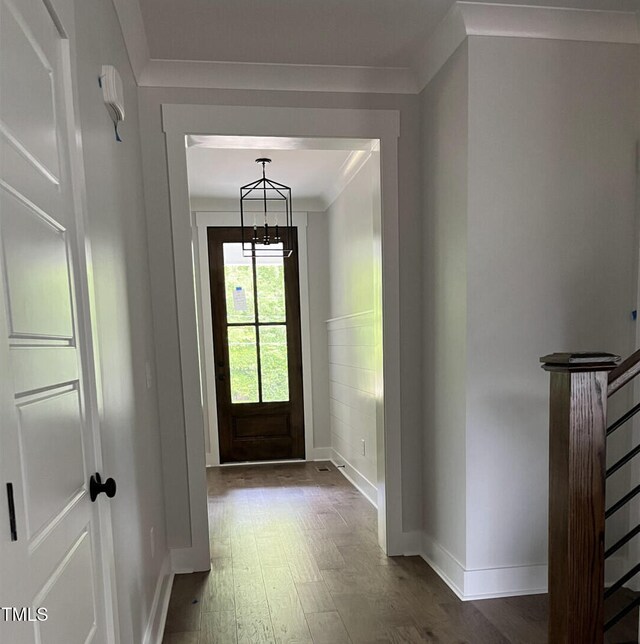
<box><xmin>540</xmin><ymin>352</ymin><xmax>621</xmax><ymax>372</ymax></box>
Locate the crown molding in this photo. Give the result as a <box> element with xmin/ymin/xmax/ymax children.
<box><xmin>460</xmin><ymin>2</ymin><xmax>639</xmax><ymax>43</ymax></box>
<box><xmin>112</xmin><ymin>0</ymin><xmax>150</xmax><ymax>81</ymax></box>
<box><xmin>111</xmin><ymin>0</ymin><xmax>417</xmax><ymax>93</ymax></box>
<box><xmin>114</xmin><ymin>0</ymin><xmax>639</xmax><ymax>95</ymax></box>
<box><xmin>415</xmin><ymin>2</ymin><xmax>640</xmax><ymax>92</ymax></box>
<box><xmin>138</xmin><ymin>58</ymin><xmax>418</xmax><ymax>94</ymax></box>
<box><xmin>189</xmin><ymin>196</ymin><xmax>327</xmax><ymax>212</ymax></box>
<box><xmin>322</xmin><ymin>148</ymin><xmax>375</xmax><ymax>210</ymax></box>
<box><xmin>413</xmin><ymin>3</ymin><xmax>469</xmax><ymax>93</ymax></box>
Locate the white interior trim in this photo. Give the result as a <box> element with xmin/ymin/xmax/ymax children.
<box><xmin>460</xmin><ymin>2</ymin><xmax>640</xmax><ymax>43</ymax></box>
<box><xmin>192</xmin><ymin>211</ymin><xmax>315</xmax><ymax>468</ymax></box>
<box><xmin>142</xmin><ymin>555</ymin><xmax>173</xmax><ymax>644</ymax></box>
<box><xmin>419</xmin><ymin>548</ymin><xmax>636</xmax><ymax>602</ymax></box>
<box><xmin>401</xmin><ymin>530</ymin><xmax>423</xmax><ymax>556</ymax></box>
<box><xmin>165</xmin><ymin>130</ymin><xmax>211</xmax><ymax>573</ymax></box>
<box><xmin>421</xmin><ymin>534</ymin><xmax>547</xmax><ymax>601</ymax></box>
<box><xmin>330</xmin><ymin>449</ymin><xmax>378</xmax><ymax>509</ymax></box>
<box><xmin>162</xmin><ymin>104</ymin><xmax>402</xmax><ymax>564</ymax></box>
<box><xmin>311</xmin><ymin>447</ymin><xmax>332</xmax><ymax>461</ymax></box>
<box><xmin>162</xmin><ymin>105</ymin><xmax>399</xmax><ymax>140</ymax></box>
<box><xmin>190</xmin><ymin>196</ymin><xmax>327</xmax><ymax>213</ymax></box>
<box><xmin>115</xmin><ymin>1</ymin><xmax>639</xmax><ymax>95</ymax></box>
<box><xmin>111</xmin><ymin>0</ymin><xmax>150</xmax><ymax>81</ymax></box>
<box><xmin>414</xmin><ymin>2</ymin><xmax>640</xmax><ymax>90</ymax></box>
<box><xmin>322</xmin><ymin>148</ymin><xmax>375</xmax><ymax>211</ymax></box>
<box><xmin>326</xmin><ymin>311</ymin><xmax>377</xmax><ymax>324</ymax></box>
<box><xmin>139</xmin><ymin>58</ymin><xmax>417</xmax><ymax>94</ymax></box>
<box><xmin>187</xmin><ymin>135</ymin><xmax>378</xmax><ymax>151</ymax></box>
<box><xmin>295</xmin><ymin>215</ymin><xmax>316</xmax><ymax>463</ymax></box>
<box><xmin>413</xmin><ymin>2</ymin><xmax>469</xmax><ymax>92</ymax></box>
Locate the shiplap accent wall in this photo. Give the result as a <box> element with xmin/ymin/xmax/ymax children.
<box><xmin>325</xmin><ymin>154</ymin><xmax>379</xmax><ymax>506</ymax></box>
<box><xmin>327</xmin><ymin>153</ymin><xmax>380</xmax><ymax>505</ymax></box>
<box><xmin>328</xmin><ymin>311</ymin><xmax>377</xmax><ymax>505</ymax></box>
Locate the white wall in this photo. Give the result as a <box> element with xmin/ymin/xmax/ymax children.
<box><xmin>326</xmin><ymin>156</ymin><xmax>380</xmax><ymax>501</ymax></box>
<box><xmin>420</xmin><ymin>42</ymin><xmax>469</xmax><ymax>571</ymax></box>
<box><xmin>466</xmin><ymin>35</ymin><xmax>640</xmax><ymax>574</ymax></box>
<box><xmin>421</xmin><ymin>35</ymin><xmax>640</xmax><ymax>598</ymax></box>
<box><xmin>327</xmin><ymin>159</ymin><xmax>376</xmax><ymax>318</ymax></box>
<box><xmin>73</xmin><ymin>0</ymin><xmax>168</xmax><ymax>639</ymax></box>
<box><xmin>137</xmin><ymin>88</ymin><xmax>424</xmax><ymax>545</ymax></box>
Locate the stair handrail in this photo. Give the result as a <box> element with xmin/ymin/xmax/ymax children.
<box><xmin>608</xmin><ymin>347</ymin><xmax>640</xmax><ymax>397</ymax></box>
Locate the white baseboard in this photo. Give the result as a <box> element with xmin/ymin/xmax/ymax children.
<box><xmin>401</xmin><ymin>530</ymin><xmax>423</xmax><ymax>556</ymax></box>
<box><xmin>420</xmin><ymin>534</ymin><xmax>547</xmax><ymax>601</ymax></box>
<box><xmin>204</xmin><ymin>450</ymin><xmax>331</xmax><ymax>468</ymax></box>
<box><xmin>309</xmin><ymin>447</ymin><xmax>332</xmax><ymax>461</ymax></box>
<box><xmin>142</xmin><ymin>554</ymin><xmax>174</xmax><ymax>644</ymax></box>
<box><xmin>418</xmin><ymin>538</ymin><xmax>637</xmax><ymax>600</ymax></box>
<box><xmin>421</xmin><ymin>533</ymin><xmax>466</xmax><ymax>598</ymax></box>
<box><xmin>204</xmin><ymin>447</ymin><xmax>330</xmax><ymax>466</ymax></box>
<box><xmin>462</xmin><ymin>563</ymin><xmax>547</xmax><ymax>600</ymax></box>
<box><xmin>205</xmin><ymin>453</ymin><xmax>218</xmax><ymax>467</ymax></box>
<box><xmin>330</xmin><ymin>449</ymin><xmax>378</xmax><ymax>508</ymax></box>
<box><xmin>216</xmin><ymin>459</ymin><xmax>306</xmax><ymax>467</ymax></box>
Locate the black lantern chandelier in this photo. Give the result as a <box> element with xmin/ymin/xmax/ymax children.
<box><xmin>240</xmin><ymin>158</ymin><xmax>293</xmax><ymax>258</ymax></box>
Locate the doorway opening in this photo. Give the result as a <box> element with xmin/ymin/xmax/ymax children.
<box><xmin>185</xmin><ymin>135</ymin><xmax>387</xmax><ymax>549</ymax></box>
<box><xmin>161</xmin><ymin>104</ymin><xmax>402</xmax><ymax>569</ymax></box>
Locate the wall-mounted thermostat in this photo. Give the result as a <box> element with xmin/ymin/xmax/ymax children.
<box><xmin>100</xmin><ymin>64</ymin><xmax>125</xmax><ymax>125</ymax></box>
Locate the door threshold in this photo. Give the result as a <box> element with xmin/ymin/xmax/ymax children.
<box><xmin>212</xmin><ymin>459</ymin><xmax>307</xmax><ymax>468</ymax></box>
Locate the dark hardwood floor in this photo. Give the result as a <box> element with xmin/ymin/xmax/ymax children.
<box><xmin>162</xmin><ymin>461</ymin><xmax>638</xmax><ymax>643</ymax></box>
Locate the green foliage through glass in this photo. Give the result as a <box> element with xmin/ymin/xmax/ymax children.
<box><xmin>256</xmin><ymin>254</ymin><xmax>286</xmax><ymax>323</ymax></box>
<box><xmin>223</xmin><ymin>244</ymin><xmax>290</xmax><ymax>404</ymax></box>
<box><xmin>227</xmin><ymin>326</ymin><xmax>259</xmax><ymax>403</ymax></box>
<box><xmin>259</xmin><ymin>325</ymin><xmax>289</xmax><ymax>402</ymax></box>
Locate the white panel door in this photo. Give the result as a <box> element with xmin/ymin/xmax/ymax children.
<box><xmin>0</xmin><ymin>0</ymin><xmax>114</xmax><ymax>642</ymax></box>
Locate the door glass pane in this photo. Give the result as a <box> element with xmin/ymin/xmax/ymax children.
<box><xmin>223</xmin><ymin>243</ymin><xmax>255</xmax><ymax>323</ymax></box>
<box><xmin>228</xmin><ymin>326</ymin><xmax>259</xmax><ymax>403</ymax></box>
<box><xmin>259</xmin><ymin>325</ymin><xmax>289</xmax><ymax>402</ymax></box>
<box><xmin>256</xmin><ymin>246</ymin><xmax>286</xmax><ymax>323</ymax></box>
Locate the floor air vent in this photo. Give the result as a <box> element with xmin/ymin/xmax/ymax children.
<box><xmin>316</xmin><ymin>466</ymin><xmax>331</xmax><ymax>472</ymax></box>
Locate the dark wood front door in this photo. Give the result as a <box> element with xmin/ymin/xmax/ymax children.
<box><xmin>207</xmin><ymin>227</ymin><xmax>305</xmax><ymax>463</ymax></box>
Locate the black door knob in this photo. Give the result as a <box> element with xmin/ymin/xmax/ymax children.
<box><xmin>90</xmin><ymin>473</ymin><xmax>117</xmax><ymax>502</ymax></box>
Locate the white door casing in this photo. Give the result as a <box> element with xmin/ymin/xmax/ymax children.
<box><xmin>161</xmin><ymin>104</ymin><xmax>401</xmax><ymax>569</ymax></box>
<box><xmin>0</xmin><ymin>0</ymin><xmax>116</xmax><ymax>642</ymax></box>
<box><xmin>192</xmin><ymin>211</ymin><xmax>315</xmax><ymax>468</ymax></box>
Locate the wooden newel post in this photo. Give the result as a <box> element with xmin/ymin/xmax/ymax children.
<box><xmin>540</xmin><ymin>352</ymin><xmax>621</xmax><ymax>644</ymax></box>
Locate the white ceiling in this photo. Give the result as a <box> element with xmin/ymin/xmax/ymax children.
<box><xmin>114</xmin><ymin>0</ymin><xmax>640</xmax><ymax>94</ymax></box>
<box><xmin>139</xmin><ymin>0</ymin><xmax>639</xmax><ymax>68</ymax></box>
<box><xmin>140</xmin><ymin>0</ymin><xmax>448</xmax><ymax>68</ymax></box>
<box><xmin>186</xmin><ymin>146</ymin><xmax>356</xmax><ymax>208</ymax></box>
